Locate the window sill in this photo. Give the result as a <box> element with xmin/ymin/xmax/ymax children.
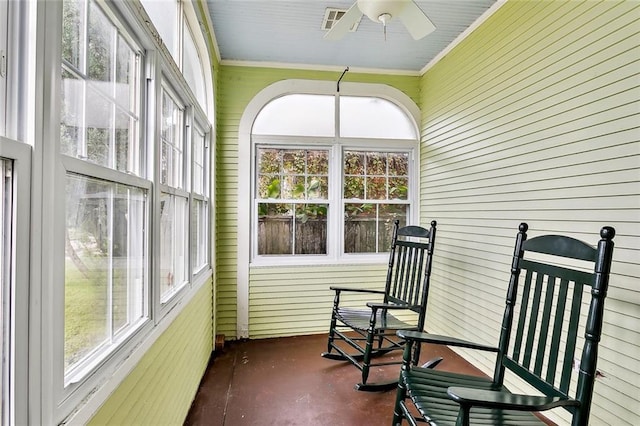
<box><xmin>250</xmin><ymin>254</ymin><xmax>388</xmax><ymax>268</ymax></box>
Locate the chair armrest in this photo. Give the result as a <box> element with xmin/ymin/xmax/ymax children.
<box><xmin>396</xmin><ymin>330</ymin><xmax>499</xmax><ymax>352</ymax></box>
<box><xmin>447</xmin><ymin>387</ymin><xmax>580</xmax><ymax>412</ymax></box>
<box><xmin>366</xmin><ymin>302</ymin><xmax>418</xmax><ymax>310</ymax></box>
<box><xmin>329</xmin><ymin>286</ymin><xmax>386</xmax><ymax>295</ymax></box>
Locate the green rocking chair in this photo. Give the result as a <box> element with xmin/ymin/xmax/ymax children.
<box><xmin>393</xmin><ymin>223</ymin><xmax>615</xmax><ymax>426</ymax></box>
<box><xmin>322</xmin><ymin>220</ymin><xmax>440</xmax><ymax>391</ymax></box>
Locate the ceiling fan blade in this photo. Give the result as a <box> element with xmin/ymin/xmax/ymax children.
<box><xmin>398</xmin><ymin>1</ymin><xmax>436</xmax><ymax>40</ymax></box>
<box><xmin>324</xmin><ymin>3</ymin><xmax>363</xmax><ymax>40</ymax></box>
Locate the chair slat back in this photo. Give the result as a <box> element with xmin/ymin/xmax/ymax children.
<box><xmin>385</xmin><ymin>221</ymin><xmax>436</xmax><ymax>328</ymax></box>
<box><xmin>495</xmin><ymin>224</ymin><xmax>615</xmax><ymax>424</ymax></box>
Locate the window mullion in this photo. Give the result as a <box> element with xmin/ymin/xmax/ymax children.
<box><xmin>109</xmin><ymin>26</ymin><xmax>117</xmax><ymax>169</ymax></box>
<box><xmin>79</xmin><ymin>0</ymin><xmax>89</xmax><ymax>159</ymax></box>
<box><xmin>291</xmin><ymin>202</ymin><xmax>295</xmax><ymax>255</ymax></box>
<box><xmin>107</xmin><ymin>185</ymin><xmax>115</xmax><ymax>341</ymax></box>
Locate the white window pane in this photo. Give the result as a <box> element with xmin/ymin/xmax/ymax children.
<box><xmin>61</xmin><ymin>0</ymin><xmax>85</xmax><ymax>71</ymax></box>
<box><xmin>61</xmin><ymin>0</ymin><xmax>140</xmax><ymax>174</ymax></box>
<box><xmin>256</xmin><ymin>148</ymin><xmax>329</xmax><ymax>200</ymax></box>
<box><xmin>60</xmin><ymin>68</ymin><xmax>85</xmax><ymax>158</ymax></box>
<box><xmin>340</xmin><ymin>96</ymin><xmax>416</xmax><ymax>139</ymax></box>
<box><xmin>343</xmin><ymin>150</ymin><xmax>410</xmax><ymax>254</ymax></box>
<box><xmin>192</xmin><ymin>127</ymin><xmax>205</xmax><ymax>195</ymax></box>
<box><xmin>256</xmin><ymin>147</ymin><xmax>329</xmax><ymax>256</ymax></box>
<box><xmin>344</xmin><ymin>204</ymin><xmax>408</xmax><ymax>254</ymax></box>
<box><xmin>253</xmin><ymin>94</ymin><xmax>335</xmax><ymax>137</ymax></box>
<box><xmin>87</xmin><ymin>3</ymin><xmax>114</xmax><ymax>83</ymax></box>
<box><xmin>343</xmin><ymin>151</ymin><xmax>408</xmax><ymax>200</ymax></box>
<box><xmin>160</xmin><ymin>193</ymin><xmax>188</xmax><ymax>301</ymax></box>
<box><xmin>64</xmin><ymin>174</ymin><xmax>147</xmax><ymax>377</ymax></box>
<box><xmin>191</xmin><ymin>199</ymin><xmax>208</xmax><ymax>272</ymax></box>
<box><xmin>140</xmin><ymin>0</ymin><xmax>178</xmax><ymax>59</ymax></box>
<box><xmin>161</xmin><ymin>89</ymin><xmax>184</xmax><ymax>188</ymax></box>
<box><xmin>183</xmin><ymin>23</ymin><xmax>207</xmax><ymax>109</ymax></box>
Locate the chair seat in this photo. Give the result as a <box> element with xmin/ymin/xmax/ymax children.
<box><xmin>336</xmin><ymin>307</ymin><xmax>414</xmax><ymax>331</ymax></box>
<box><xmin>403</xmin><ymin>369</ymin><xmax>544</xmax><ymax>426</ymax></box>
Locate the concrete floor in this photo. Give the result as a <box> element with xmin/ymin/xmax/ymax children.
<box><xmin>184</xmin><ymin>333</ymin><xmax>489</xmax><ymax>426</ymax></box>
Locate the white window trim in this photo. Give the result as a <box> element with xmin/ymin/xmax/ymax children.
<box><xmin>0</xmin><ymin>137</ymin><xmax>31</xmax><ymax>426</ymax></box>
<box><xmin>237</xmin><ymin>79</ymin><xmax>421</xmax><ymax>338</ymax></box>
<box><xmin>250</xmin><ymin>138</ymin><xmax>416</xmax><ymax>266</ymax></box>
<box><xmin>190</xmin><ymin>116</ymin><xmax>211</xmax><ymax>279</ymax></box>
<box><xmin>156</xmin><ymin>79</ymin><xmax>191</xmax><ymax>310</ymax></box>
<box><xmin>31</xmin><ymin>0</ymin><xmax>215</xmax><ymax>423</ymax></box>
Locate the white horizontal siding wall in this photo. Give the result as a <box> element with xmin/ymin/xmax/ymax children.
<box><xmin>249</xmin><ymin>264</ymin><xmax>388</xmax><ymax>338</ymax></box>
<box><xmin>419</xmin><ymin>1</ymin><xmax>639</xmax><ymax>425</ymax></box>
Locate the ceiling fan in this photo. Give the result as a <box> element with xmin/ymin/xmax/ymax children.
<box><xmin>324</xmin><ymin>0</ymin><xmax>436</xmax><ymax>41</ymax></box>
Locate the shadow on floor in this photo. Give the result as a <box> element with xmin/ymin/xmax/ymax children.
<box><xmin>184</xmin><ymin>333</ymin><xmax>488</xmax><ymax>426</ymax></box>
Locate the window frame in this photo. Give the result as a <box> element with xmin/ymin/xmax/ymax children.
<box><xmin>253</xmin><ymin>141</ymin><xmax>333</xmax><ymax>259</ymax></box>
<box><xmin>237</xmin><ymin>80</ymin><xmax>420</xmax><ymax>338</ymax></box>
<box><xmin>190</xmin><ymin>114</ymin><xmax>211</xmax><ymax>278</ymax></box>
<box><xmin>54</xmin><ymin>0</ymin><xmax>153</xmax><ymax>402</ymax></box>
<box><xmin>34</xmin><ymin>0</ymin><xmax>215</xmax><ymax>422</ymax></box>
<box><xmin>156</xmin><ymin>79</ymin><xmax>190</xmax><ymax>306</ymax></box>
<box><xmin>0</xmin><ymin>137</ymin><xmax>30</xmax><ymax>426</ymax></box>
<box><xmin>250</xmin><ymin>95</ymin><xmax>419</xmax><ymax>266</ymax></box>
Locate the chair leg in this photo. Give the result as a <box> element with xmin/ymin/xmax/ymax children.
<box><xmin>326</xmin><ymin>312</ymin><xmax>338</xmax><ymax>354</ymax></box>
<box><xmin>393</xmin><ymin>365</ymin><xmax>410</xmax><ymax>421</ymax></box>
<box><xmin>361</xmin><ymin>329</ymin><xmax>375</xmax><ymax>385</ymax></box>
<box><xmin>393</xmin><ymin>338</ymin><xmax>417</xmax><ymax>425</ymax></box>
<box><xmin>411</xmin><ymin>338</ymin><xmax>421</xmax><ymax>365</ymax></box>
<box><xmin>325</xmin><ymin>291</ymin><xmax>341</xmax><ymax>354</ymax></box>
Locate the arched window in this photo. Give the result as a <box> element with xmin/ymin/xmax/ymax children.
<box><xmin>250</xmin><ymin>89</ymin><xmax>418</xmax><ymax>263</ymax></box>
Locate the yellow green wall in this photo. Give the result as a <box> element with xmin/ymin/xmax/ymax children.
<box><xmin>419</xmin><ymin>1</ymin><xmax>639</xmax><ymax>424</ymax></box>
<box><xmin>215</xmin><ymin>66</ymin><xmax>420</xmax><ymax>338</ymax></box>
<box><xmin>88</xmin><ymin>281</ymin><xmax>213</xmax><ymax>425</ymax></box>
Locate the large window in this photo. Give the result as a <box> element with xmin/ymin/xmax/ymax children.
<box><xmin>159</xmin><ymin>87</ymin><xmax>188</xmax><ymax>301</ymax></box>
<box><xmin>191</xmin><ymin>122</ymin><xmax>209</xmax><ymax>273</ymax></box>
<box><xmin>55</xmin><ymin>0</ymin><xmax>213</xmax><ymax>415</ymax></box>
<box><xmin>61</xmin><ymin>0</ymin><xmax>147</xmax><ymax>382</ymax></box>
<box><xmin>252</xmin><ymin>94</ymin><xmax>417</xmax><ymax>262</ymax></box>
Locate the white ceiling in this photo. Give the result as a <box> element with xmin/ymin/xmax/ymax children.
<box><xmin>205</xmin><ymin>0</ymin><xmax>497</xmax><ymax>73</ymax></box>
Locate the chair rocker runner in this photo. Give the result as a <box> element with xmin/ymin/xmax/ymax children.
<box><xmin>393</xmin><ymin>223</ymin><xmax>616</xmax><ymax>426</ymax></box>
<box><xmin>322</xmin><ymin>220</ymin><xmax>440</xmax><ymax>391</ymax></box>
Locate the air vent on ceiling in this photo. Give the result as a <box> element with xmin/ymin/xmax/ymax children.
<box><xmin>322</xmin><ymin>8</ymin><xmax>360</xmax><ymax>32</ymax></box>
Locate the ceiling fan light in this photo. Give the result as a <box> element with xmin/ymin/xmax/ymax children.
<box><xmin>378</xmin><ymin>12</ymin><xmax>392</xmax><ymax>25</ymax></box>
<box><xmin>357</xmin><ymin>0</ymin><xmax>406</xmax><ymax>23</ymax></box>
